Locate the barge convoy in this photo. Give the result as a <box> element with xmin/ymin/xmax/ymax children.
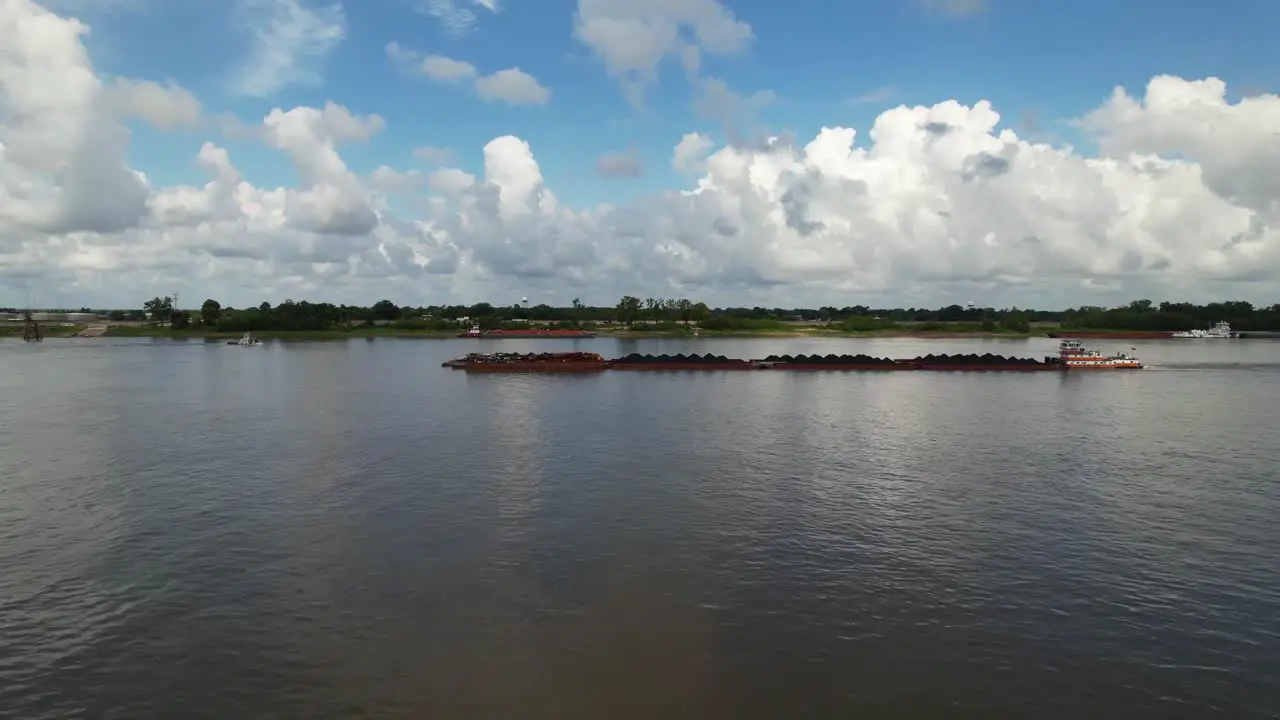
<box><xmin>443</xmin><ymin>340</ymin><xmax>1144</xmax><ymax>372</ymax></box>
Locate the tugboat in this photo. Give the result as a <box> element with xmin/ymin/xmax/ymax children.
<box><xmin>1056</xmin><ymin>339</ymin><xmax>1142</xmax><ymax>369</ymax></box>
<box><xmin>228</xmin><ymin>332</ymin><xmax>261</xmax><ymax>346</ymax></box>
<box><xmin>1171</xmin><ymin>321</ymin><xmax>1237</xmax><ymax>338</ymax></box>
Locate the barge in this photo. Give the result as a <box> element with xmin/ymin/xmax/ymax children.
<box><xmin>442</xmin><ymin>351</ymin><xmax>609</xmax><ymax>372</ymax></box>
<box><xmin>442</xmin><ymin>340</ymin><xmax>1142</xmax><ymax>372</ymax></box>
<box><xmin>609</xmin><ymin>353</ymin><xmax>762</xmax><ymax>370</ymax></box>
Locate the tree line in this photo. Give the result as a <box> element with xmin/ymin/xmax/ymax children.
<box><xmin>98</xmin><ymin>296</ymin><xmax>1280</xmax><ymax>332</ymax></box>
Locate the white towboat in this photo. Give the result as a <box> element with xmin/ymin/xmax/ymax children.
<box><xmin>1057</xmin><ymin>339</ymin><xmax>1143</xmax><ymax>369</ymax></box>
<box><xmin>228</xmin><ymin>332</ymin><xmax>261</xmax><ymax>346</ymax></box>
<box><xmin>1171</xmin><ymin>321</ymin><xmax>1237</xmax><ymax>338</ymax></box>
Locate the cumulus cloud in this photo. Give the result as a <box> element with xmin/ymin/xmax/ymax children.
<box><xmin>388</xmin><ymin>42</ymin><xmax>550</xmax><ymax>106</ymax></box>
<box><xmin>3</xmin><ymin>0</ymin><xmax>1280</xmax><ymax>309</ymax></box>
<box><xmin>230</xmin><ymin>0</ymin><xmax>345</xmax><ymax>97</ymax></box>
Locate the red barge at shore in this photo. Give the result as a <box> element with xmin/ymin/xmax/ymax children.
<box><xmin>1046</xmin><ymin>330</ymin><xmax>1173</xmax><ymax>339</ymax></box>
<box><xmin>444</xmin><ymin>341</ymin><xmax>1144</xmax><ymax>372</ymax></box>
<box><xmin>458</xmin><ymin>324</ymin><xmax>597</xmax><ymax>339</ymax></box>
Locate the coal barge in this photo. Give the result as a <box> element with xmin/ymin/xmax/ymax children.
<box><xmin>610</xmin><ymin>353</ymin><xmax>760</xmax><ymax>370</ymax></box>
<box><xmin>444</xmin><ymin>341</ymin><xmax>1143</xmax><ymax>372</ymax></box>
<box><xmin>758</xmin><ymin>352</ymin><xmax>1062</xmax><ymax>371</ymax></box>
<box><xmin>442</xmin><ymin>351</ymin><xmax>610</xmax><ymax>372</ymax></box>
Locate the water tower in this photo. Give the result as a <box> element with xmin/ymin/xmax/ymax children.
<box><xmin>521</xmin><ymin>297</ymin><xmax>529</xmax><ymax>309</ymax></box>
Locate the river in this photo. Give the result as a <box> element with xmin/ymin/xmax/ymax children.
<box><xmin>1</xmin><ymin>336</ymin><xmax>1277</xmax><ymax>718</ymax></box>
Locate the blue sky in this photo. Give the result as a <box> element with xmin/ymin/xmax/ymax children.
<box><xmin>74</xmin><ymin>0</ymin><xmax>1280</xmax><ymax>209</ymax></box>
<box><xmin>5</xmin><ymin>0</ymin><xmax>1278</xmax><ymax>310</ymax></box>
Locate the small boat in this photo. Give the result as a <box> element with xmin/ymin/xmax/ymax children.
<box><xmin>228</xmin><ymin>332</ymin><xmax>261</xmax><ymax>346</ymax></box>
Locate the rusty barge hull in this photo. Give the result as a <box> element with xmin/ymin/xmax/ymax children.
<box><xmin>462</xmin><ymin>362</ymin><xmax>610</xmax><ymax>372</ymax></box>
<box><xmin>610</xmin><ymin>362</ymin><xmax>762</xmax><ymax>371</ymax></box>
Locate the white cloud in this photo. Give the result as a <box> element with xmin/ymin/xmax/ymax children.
<box><xmin>474</xmin><ymin>68</ymin><xmax>551</xmax><ymax>105</ymax></box>
<box><xmin>415</xmin><ymin>0</ymin><xmax>498</xmax><ymax>37</ymax></box>
<box><xmin>413</xmin><ymin>146</ymin><xmax>454</xmax><ymax>166</ymax></box>
<box><xmin>230</xmin><ymin>0</ymin><xmax>345</xmax><ymax>97</ymax></box>
<box><xmin>370</xmin><ymin>166</ymin><xmax>422</xmax><ymax>194</ymax></box>
<box><xmin>919</xmin><ymin>0</ymin><xmax>988</xmax><ymax>18</ymax></box>
<box><xmin>672</xmin><ymin>132</ymin><xmax>713</xmax><ymax>172</ymax></box>
<box><xmin>423</xmin><ymin>55</ymin><xmax>478</xmax><ymax>82</ymax></box>
<box><xmin>3</xmin><ymin>0</ymin><xmax>1280</xmax><ymax>308</ymax></box>
<box><xmin>573</xmin><ymin>0</ymin><xmax>753</xmax><ymax>105</ymax></box>
<box><xmin>102</xmin><ymin>78</ymin><xmax>203</xmax><ymax>129</ymax></box>
<box><xmin>386</xmin><ymin>42</ymin><xmax>477</xmax><ymax>82</ymax></box>
<box><xmin>849</xmin><ymin>86</ymin><xmax>896</xmax><ymax>105</ymax></box>
<box><xmin>596</xmin><ymin>149</ymin><xmax>645</xmax><ymax>179</ymax></box>
<box><xmin>389</xmin><ymin>42</ymin><xmax>550</xmax><ymax>107</ymax></box>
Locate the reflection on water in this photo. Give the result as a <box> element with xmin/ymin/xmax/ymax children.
<box><xmin>1</xmin><ymin>336</ymin><xmax>1278</xmax><ymax>718</ymax></box>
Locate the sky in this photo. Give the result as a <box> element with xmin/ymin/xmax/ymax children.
<box><xmin>1</xmin><ymin>0</ymin><xmax>1278</xmax><ymax>310</ymax></box>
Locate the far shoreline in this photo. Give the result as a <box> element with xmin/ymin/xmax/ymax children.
<box><xmin>3</xmin><ymin>324</ymin><xmax>1184</xmax><ymax>341</ymax></box>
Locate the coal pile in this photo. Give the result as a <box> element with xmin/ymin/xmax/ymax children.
<box><xmin>612</xmin><ymin>352</ymin><xmax>743</xmax><ymax>363</ymax></box>
<box><xmin>911</xmin><ymin>352</ymin><xmax>1043</xmax><ymax>365</ymax></box>
<box><xmin>763</xmin><ymin>353</ymin><xmax>897</xmax><ymax>365</ymax></box>
<box><xmin>466</xmin><ymin>351</ymin><xmax>604</xmax><ymax>363</ymax></box>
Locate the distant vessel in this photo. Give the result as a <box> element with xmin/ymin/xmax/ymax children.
<box><xmin>1171</xmin><ymin>321</ymin><xmax>1237</xmax><ymax>338</ymax></box>
<box><xmin>228</xmin><ymin>332</ymin><xmax>261</xmax><ymax>346</ymax></box>
<box><xmin>1057</xmin><ymin>339</ymin><xmax>1143</xmax><ymax>369</ymax></box>
<box><xmin>458</xmin><ymin>324</ymin><xmax>597</xmax><ymax>338</ymax></box>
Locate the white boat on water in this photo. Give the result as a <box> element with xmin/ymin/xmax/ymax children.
<box><xmin>228</xmin><ymin>332</ymin><xmax>261</xmax><ymax>346</ymax></box>
<box><xmin>1171</xmin><ymin>321</ymin><xmax>1237</xmax><ymax>338</ymax></box>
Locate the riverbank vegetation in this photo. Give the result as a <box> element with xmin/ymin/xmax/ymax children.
<box><xmin>8</xmin><ymin>297</ymin><xmax>1278</xmax><ymax>338</ymax></box>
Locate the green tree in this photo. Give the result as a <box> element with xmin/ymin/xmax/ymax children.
<box><xmin>676</xmin><ymin>298</ymin><xmax>692</xmax><ymax>323</ymax></box>
<box><xmin>143</xmin><ymin>296</ymin><xmax>174</xmax><ymax>326</ymax></box>
<box><xmin>999</xmin><ymin>310</ymin><xmax>1030</xmax><ymax>333</ymax></box>
<box><xmin>200</xmin><ymin>299</ymin><xmax>222</xmax><ymax>326</ymax></box>
<box><xmin>690</xmin><ymin>302</ymin><xmax>711</xmax><ymax>323</ymax></box>
<box><xmin>372</xmin><ymin>299</ymin><xmax>399</xmax><ymax>321</ymax></box>
<box><xmin>170</xmin><ymin>310</ymin><xmax>191</xmax><ymax>329</ymax></box>
<box><xmin>615</xmin><ymin>295</ymin><xmax>642</xmax><ymax>326</ymax></box>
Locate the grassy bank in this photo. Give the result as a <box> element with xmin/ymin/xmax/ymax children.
<box><xmin>0</xmin><ymin>324</ymin><xmax>86</xmax><ymax>338</ymax></box>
